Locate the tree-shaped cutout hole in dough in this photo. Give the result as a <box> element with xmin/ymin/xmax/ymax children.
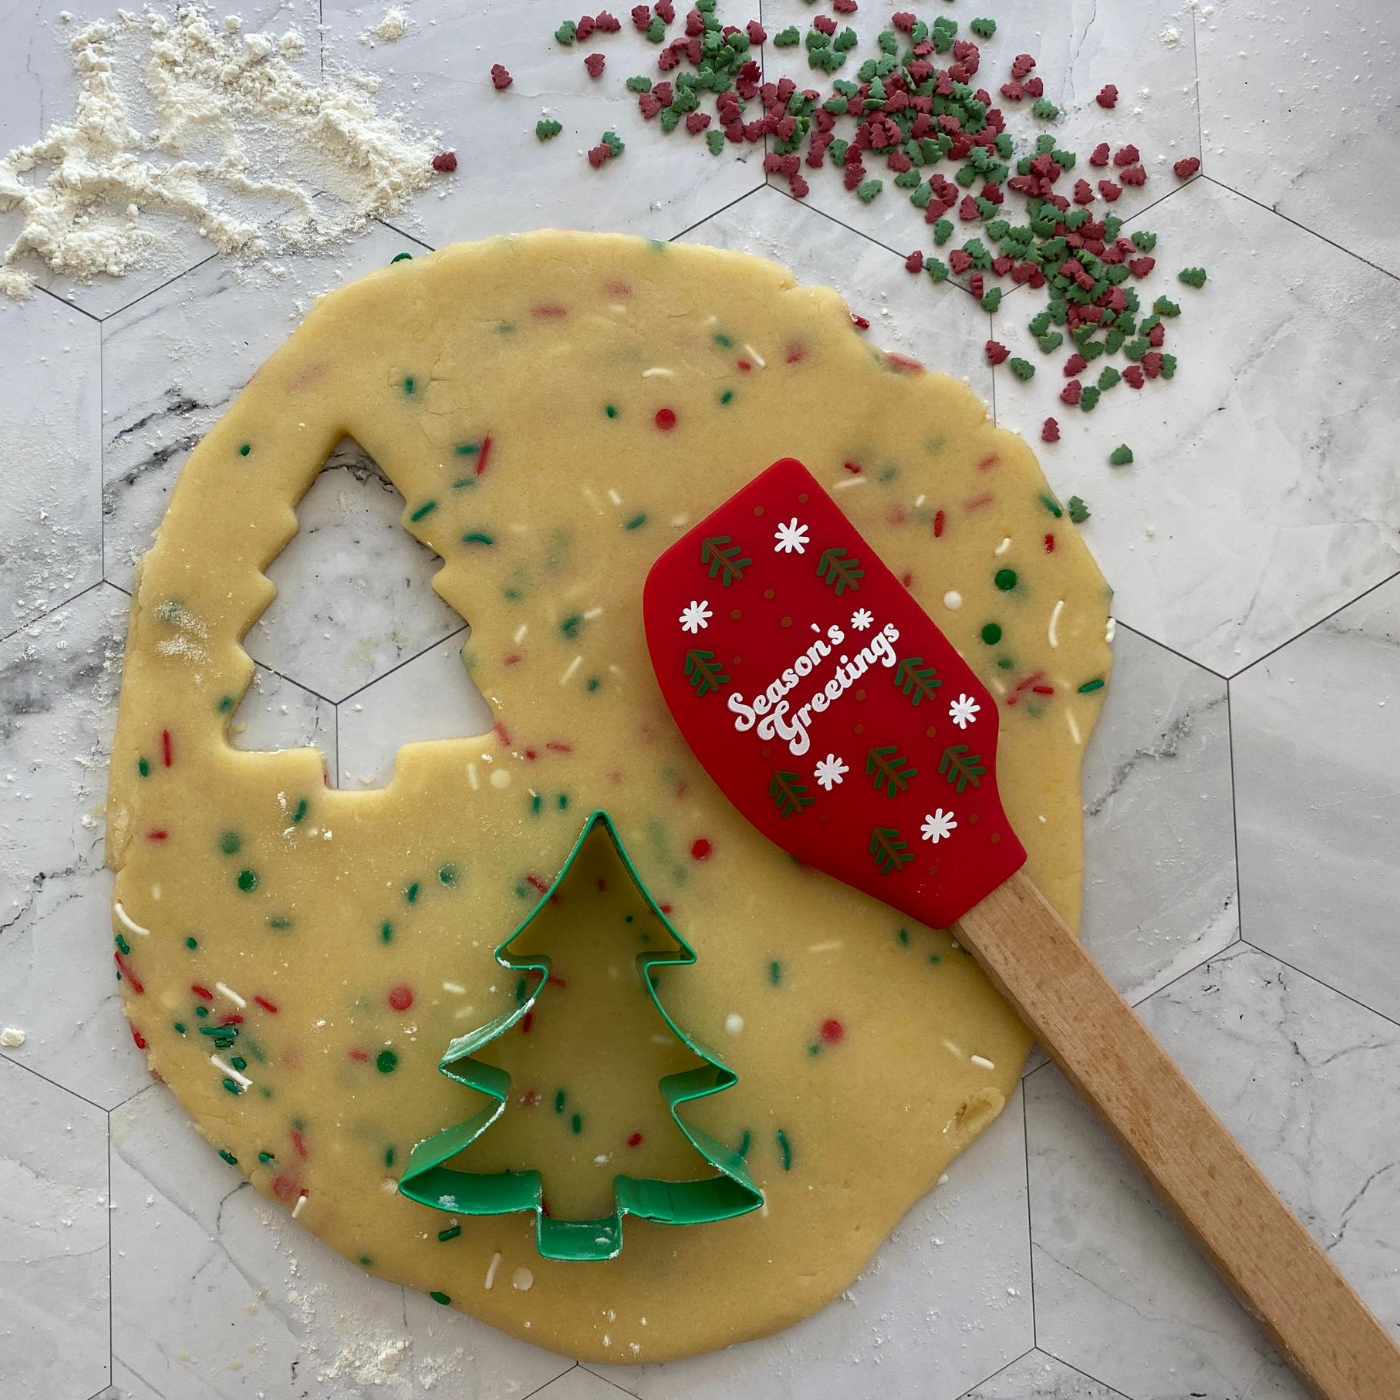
<box><xmin>245</xmin><ymin>438</ymin><xmax>463</xmax><ymax>703</ymax></box>
<box><xmin>234</xmin><ymin>437</ymin><xmax>495</xmax><ymax>788</ymax></box>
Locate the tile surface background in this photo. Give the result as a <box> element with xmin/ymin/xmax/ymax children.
<box><xmin>2</xmin><ymin>0</ymin><xmax>1398</xmax><ymax>1396</ymax></box>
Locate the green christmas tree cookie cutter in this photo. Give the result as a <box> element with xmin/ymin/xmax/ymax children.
<box><xmin>397</xmin><ymin>809</ymin><xmax>763</xmax><ymax>1261</ymax></box>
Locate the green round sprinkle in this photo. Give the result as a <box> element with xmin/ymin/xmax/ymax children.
<box><xmin>604</xmin><ymin>404</ymin><xmax>619</xmax><ymax>418</ymax></box>
<box><xmin>403</xmin><ymin>376</ymin><xmax>416</xmax><ymax>395</ymax></box>
<box><xmin>238</xmin><ymin>443</ymin><xmax>251</xmax><ymax>458</ymax></box>
<box><xmin>195</xmin><ymin>1006</ymin><xmax>209</xmax><ymax>1019</ymax></box>
<box><xmin>777</xmin><ymin>1129</ymin><xmax>793</xmax><ymax>1171</ymax></box>
<box><xmin>376</xmin><ymin>1050</ymin><xmax>398</xmax><ymax>1074</ymax></box>
<box><xmin>554</xmin><ymin>1089</ymin><xmax>566</xmax><ymax>1113</ymax></box>
<box><xmin>385</xmin><ymin>1146</ymin><xmax>396</xmax><ymax>1167</ymax></box>
<box><xmin>219</xmin><ymin>831</ymin><xmax>241</xmax><ymax>855</ymax></box>
<box><xmin>570</xmin><ymin>1112</ymin><xmax>583</xmax><ymax>1134</ymax></box>
<box><xmin>1109</xmin><ymin>444</ymin><xmax>1134</xmax><ymax>467</ymax></box>
<box><xmin>359</xmin><ymin>1255</ymin><xmax>373</xmax><ymax>1267</ymax></box>
<box><xmin>1078</xmin><ymin>678</ymin><xmax>1106</xmax><ymax>693</ymax></box>
<box><xmin>219</xmin><ymin>1149</ymin><xmax>238</xmax><ymax>1165</ymax></box>
<box><xmin>185</xmin><ymin>936</ymin><xmax>198</xmax><ymax>949</ymax></box>
<box><xmin>391</xmin><ymin>252</ymin><xmax>413</xmax><ymax>263</ymax></box>
<box><xmin>222</xmin><ymin>1079</ymin><xmax>242</xmax><ymax>1095</ymax></box>
<box><xmin>137</xmin><ymin>757</ymin><xmax>150</xmax><ymax>777</ymax></box>
<box><xmin>230</xmin><ymin>1056</ymin><xmax>247</xmax><ymax>1072</ymax></box>
<box><xmin>438</xmin><ymin>864</ymin><xmax>457</xmax><ymax>886</ymax></box>
<box><xmin>768</xmin><ymin>959</ymin><xmax>782</xmax><ymax>985</ymax></box>
<box><xmin>405</xmin><ymin>881</ymin><xmax>420</xmax><ymax>904</ymax></box>
<box><xmin>258</xmin><ymin>1151</ymin><xmax>275</xmax><ymax>1163</ymax></box>
<box><xmin>236</xmin><ymin>869</ymin><xmax>258</xmax><ymax>892</ymax></box>
<box><xmin>994</xmin><ymin>569</ymin><xmax>1018</xmax><ymax>591</ymax></box>
<box><xmin>268</xmin><ymin>916</ymin><xmax>292</xmax><ymax>930</ymax></box>
<box><xmin>719</xmin><ymin>389</ymin><xmax>734</xmax><ymax>405</ymax></box>
<box><xmin>981</xmin><ymin>623</ymin><xmax>1003</xmax><ymax>645</ymax></box>
<box><xmin>624</xmin><ymin>513</ymin><xmax>647</xmax><ymax>530</ymax></box>
<box><xmin>173</xmin><ymin>1022</ymin><xmax>186</xmax><ymax>1034</ymax></box>
<box><xmin>380</xmin><ymin>920</ymin><xmax>393</xmax><ymax>943</ymax></box>
<box><xmin>115</xmin><ymin>933</ymin><xmax>130</xmax><ymax>954</ymax></box>
<box><xmin>430</xmin><ymin>1291</ymin><xmax>452</xmax><ymax>1306</ymax></box>
<box><xmin>216</xmin><ymin>695</ymin><xmax>234</xmax><ymax>713</ymax></box>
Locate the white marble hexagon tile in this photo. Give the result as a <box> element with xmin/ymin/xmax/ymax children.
<box><xmin>2</xmin><ymin>0</ymin><xmax>1399</xmax><ymax>1397</ymax></box>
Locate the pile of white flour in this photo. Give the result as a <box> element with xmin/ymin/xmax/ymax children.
<box><xmin>0</xmin><ymin>6</ymin><xmax>440</xmax><ymax>301</ymax></box>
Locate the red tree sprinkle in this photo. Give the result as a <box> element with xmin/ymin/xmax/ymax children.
<box><xmin>905</xmin><ymin>249</ymin><xmax>924</xmax><ymax>273</ymax></box>
<box><xmin>432</xmin><ymin>151</ymin><xmax>458</xmax><ymax>173</ymax></box>
<box><xmin>490</xmin><ymin>63</ymin><xmax>513</xmax><ymax>89</ymax></box>
<box><xmin>1041</xmin><ymin>417</ymin><xmax>1060</xmax><ymax>442</ymax></box>
<box><xmin>985</xmin><ymin>340</ymin><xmax>1010</xmax><ymax>365</ymax></box>
<box><xmin>1096</xmin><ymin>84</ymin><xmax>1118</xmax><ymax>108</ymax></box>
<box><xmin>584</xmin><ymin>52</ymin><xmax>606</xmax><ymax>78</ymax></box>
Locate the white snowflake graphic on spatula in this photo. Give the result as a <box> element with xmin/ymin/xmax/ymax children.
<box><xmin>814</xmin><ymin>754</ymin><xmax>848</xmax><ymax>790</ymax></box>
<box><xmin>921</xmin><ymin>808</ymin><xmax>958</xmax><ymax>843</ymax></box>
<box><xmin>773</xmin><ymin>517</ymin><xmax>809</xmax><ymax>554</ymax></box>
<box><xmin>678</xmin><ymin>599</ymin><xmax>712</xmax><ymax>634</ymax></box>
<box><xmin>948</xmin><ymin>693</ymin><xmax>980</xmax><ymax>729</ymax></box>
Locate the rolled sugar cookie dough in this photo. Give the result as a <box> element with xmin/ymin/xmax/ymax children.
<box><xmin>106</xmin><ymin>232</ymin><xmax>1112</xmax><ymax>1364</ymax></box>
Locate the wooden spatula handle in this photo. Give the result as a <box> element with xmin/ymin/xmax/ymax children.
<box><xmin>957</xmin><ymin>869</ymin><xmax>1400</xmax><ymax>1400</ymax></box>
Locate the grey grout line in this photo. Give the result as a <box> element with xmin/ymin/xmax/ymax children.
<box><xmin>33</xmin><ymin>282</ymin><xmax>103</xmax><ymax>323</ymax></box>
<box><xmin>669</xmin><ymin>180</ymin><xmax>766</xmax><ymax>242</ymax></box>
<box><xmin>1022</xmin><ymin>1087</ymin><xmax>1036</xmax><ymax>1351</ymax></box>
<box><xmin>1189</xmin><ymin>3</ymin><xmax>1205</xmax><ymax>164</ymax></box>
<box><xmin>1226</xmin><ymin>564</ymin><xmax>1400</xmax><ymax>682</ymax></box>
<box><xmin>1241</xmin><ymin>942</ymin><xmax>1400</xmax><ymax>1035</ymax></box>
<box><xmin>1113</xmin><ymin>617</ymin><xmax>1228</xmax><ymax>682</ymax></box>
<box><xmin>576</xmin><ymin>1361</ymin><xmax>644</xmax><ymax>1397</ymax></box>
<box><xmin>2</xmin><ymin>1053</ymin><xmax>111</xmax><ymax>1116</ymax></box>
<box><xmin>1203</xmin><ymin>175</ymin><xmax>1400</xmax><ymax>286</ymax></box>
<box><xmin>97</xmin><ymin>254</ymin><xmax>221</xmax><ymax>324</ymax></box>
<box><xmin>254</xmin><ymin>658</ymin><xmax>341</xmax><ymax>709</ymax></box>
<box><xmin>373</xmin><ymin>216</ymin><xmax>437</xmax><ymax>253</ymax></box>
<box><xmin>952</xmin><ymin>1345</ymin><xmax>1037</xmax><ymax>1398</ymax></box>
<box><xmin>523</xmin><ymin>1363</ymin><xmax>580</xmax><ymax>1398</ymax></box>
<box><xmin>335</xmin><ymin>621</ymin><xmax>469</xmax><ymax>706</ymax></box>
<box><xmin>1225</xmin><ymin>674</ymin><xmax>1247</xmax><ymax>945</ymax></box>
<box><xmin>0</xmin><ymin>577</ymin><xmax>106</xmax><ymax>648</ymax></box>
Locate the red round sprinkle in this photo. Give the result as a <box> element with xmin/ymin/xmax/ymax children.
<box><xmin>432</xmin><ymin>151</ymin><xmax>458</xmax><ymax>173</ymax></box>
<box><xmin>1041</xmin><ymin>417</ymin><xmax>1060</xmax><ymax>442</ymax></box>
<box><xmin>161</xmin><ymin>729</ymin><xmax>173</xmax><ymax>767</ymax></box>
<box><xmin>819</xmin><ymin>1018</ymin><xmax>844</xmax><ymax>1044</ymax></box>
<box><xmin>1044</xmin><ymin>533</ymin><xmax>1056</xmax><ymax>553</ymax></box>
<box><xmin>654</xmin><ymin>407</ymin><xmax>677</xmax><ymax>431</ymax></box>
<box><xmin>490</xmin><ymin>63</ymin><xmax>512</xmax><ymax>90</ymax></box>
<box><xmin>850</xmin><ymin>312</ymin><xmax>870</xmax><ymax>330</ymax></box>
<box><xmin>388</xmin><ymin>984</ymin><xmax>414</xmax><ymax>1011</ymax></box>
<box><xmin>627</xmin><ymin>1131</ymin><xmax>644</xmax><ymax>1147</ymax></box>
<box><xmin>131</xmin><ymin>1024</ymin><xmax>147</xmax><ymax>1049</ymax></box>
<box><xmin>271</xmin><ymin>1174</ymin><xmax>298</xmax><ymax>1201</ymax></box>
<box><xmin>690</xmin><ymin>837</ymin><xmax>713</xmax><ymax>861</ymax></box>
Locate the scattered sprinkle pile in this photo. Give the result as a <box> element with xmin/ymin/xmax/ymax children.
<box><xmin>520</xmin><ymin>0</ymin><xmax>1210</xmax><ymax>481</ymax></box>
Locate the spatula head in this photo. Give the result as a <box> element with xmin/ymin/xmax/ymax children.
<box><xmin>644</xmin><ymin>457</ymin><xmax>1025</xmax><ymax>930</ymax></box>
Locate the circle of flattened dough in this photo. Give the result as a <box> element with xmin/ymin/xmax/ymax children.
<box><xmin>107</xmin><ymin>233</ymin><xmax>1110</xmax><ymax>1364</ymax></box>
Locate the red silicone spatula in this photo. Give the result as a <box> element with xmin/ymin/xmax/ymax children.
<box><xmin>643</xmin><ymin>457</ymin><xmax>1400</xmax><ymax>1400</ymax></box>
